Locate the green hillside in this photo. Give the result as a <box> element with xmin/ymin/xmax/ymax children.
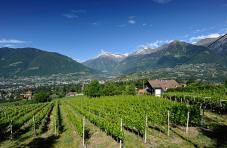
<box><xmin>0</xmin><ymin>47</ymin><xmax>95</xmax><ymax>77</ymax></box>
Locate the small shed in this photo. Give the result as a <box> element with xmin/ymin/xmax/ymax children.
<box><xmin>137</xmin><ymin>89</ymin><xmax>146</xmax><ymax>95</ymax></box>
<box><xmin>66</xmin><ymin>92</ymin><xmax>77</xmax><ymax>97</ymax></box>
<box><xmin>146</xmin><ymin>80</ymin><xmax>180</xmax><ymax>97</ymax></box>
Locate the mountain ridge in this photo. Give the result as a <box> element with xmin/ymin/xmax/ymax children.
<box><xmin>0</xmin><ymin>47</ymin><xmax>95</xmax><ymax>77</ymax></box>
<box><xmin>84</xmin><ymin>38</ymin><xmax>227</xmax><ymax>74</ymax></box>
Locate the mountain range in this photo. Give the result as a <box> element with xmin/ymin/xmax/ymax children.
<box><xmin>0</xmin><ymin>35</ymin><xmax>226</xmax><ymax>79</ymax></box>
<box><xmin>84</xmin><ymin>35</ymin><xmax>227</xmax><ymax>74</ymax></box>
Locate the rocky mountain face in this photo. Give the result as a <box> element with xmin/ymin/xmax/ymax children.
<box><xmin>196</xmin><ymin>38</ymin><xmax>217</xmax><ymax>46</ymax></box>
<box><xmin>196</xmin><ymin>34</ymin><xmax>227</xmax><ymax>54</ymax></box>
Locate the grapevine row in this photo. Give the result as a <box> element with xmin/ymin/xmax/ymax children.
<box><xmin>66</xmin><ymin>100</ymin><xmax>124</xmax><ymax>141</ymax></box>
<box><xmin>61</xmin><ymin>101</ymin><xmax>89</xmax><ymax>138</ymax></box>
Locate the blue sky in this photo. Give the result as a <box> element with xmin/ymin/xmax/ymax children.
<box><xmin>0</xmin><ymin>0</ymin><xmax>227</xmax><ymax>61</ymax></box>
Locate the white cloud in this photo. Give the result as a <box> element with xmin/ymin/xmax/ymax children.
<box><xmin>193</xmin><ymin>28</ymin><xmax>206</xmax><ymax>33</ymax></box>
<box><xmin>189</xmin><ymin>33</ymin><xmax>221</xmax><ymax>44</ymax></box>
<box><xmin>0</xmin><ymin>39</ymin><xmax>30</xmax><ymax>44</ymax></box>
<box><xmin>142</xmin><ymin>23</ymin><xmax>152</xmax><ymax>27</ymax></box>
<box><xmin>92</xmin><ymin>22</ymin><xmax>100</xmax><ymax>26</ymax></box>
<box><xmin>62</xmin><ymin>9</ymin><xmax>86</xmax><ymax>19</ymax></box>
<box><xmin>140</xmin><ymin>40</ymin><xmax>173</xmax><ymax>49</ymax></box>
<box><xmin>128</xmin><ymin>20</ymin><xmax>136</xmax><ymax>24</ymax></box>
<box><xmin>74</xmin><ymin>58</ymin><xmax>83</xmax><ymax>63</ymax></box>
<box><xmin>62</xmin><ymin>13</ymin><xmax>78</xmax><ymax>19</ymax></box>
<box><xmin>128</xmin><ymin>16</ymin><xmax>136</xmax><ymax>24</ymax></box>
<box><xmin>0</xmin><ymin>44</ymin><xmax>14</xmax><ymax>47</ymax></box>
<box><xmin>192</xmin><ymin>26</ymin><xmax>216</xmax><ymax>34</ymax></box>
<box><xmin>152</xmin><ymin>0</ymin><xmax>172</xmax><ymax>4</ymax></box>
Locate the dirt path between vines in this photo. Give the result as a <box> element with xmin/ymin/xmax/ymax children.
<box><xmin>52</xmin><ymin>103</ymin><xmax>81</xmax><ymax>148</ymax></box>
<box><xmin>66</xmin><ymin>103</ymin><xmax>119</xmax><ymax>148</ymax></box>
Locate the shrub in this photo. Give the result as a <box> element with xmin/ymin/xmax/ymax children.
<box><xmin>33</xmin><ymin>92</ymin><xmax>51</xmax><ymax>103</ymax></box>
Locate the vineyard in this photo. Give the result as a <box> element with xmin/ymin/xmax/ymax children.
<box><xmin>0</xmin><ymin>95</ymin><xmax>227</xmax><ymax>147</ymax></box>
<box><xmin>163</xmin><ymin>84</ymin><xmax>227</xmax><ymax>113</ymax></box>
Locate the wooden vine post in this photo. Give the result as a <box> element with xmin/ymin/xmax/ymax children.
<box><xmin>54</xmin><ymin>117</ymin><xmax>57</xmax><ymax>136</ymax></box>
<box><xmin>33</xmin><ymin>116</ymin><xmax>36</xmax><ymax>137</ymax></box>
<box><xmin>82</xmin><ymin>117</ymin><xmax>85</xmax><ymax>147</ymax></box>
<box><xmin>220</xmin><ymin>99</ymin><xmax>222</xmax><ymax>108</ymax></box>
<box><xmin>199</xmin><ymin>104</ymin><xmax>204</xmax><ymax>125</ymax></box>
<box><xmin>80</xmin><ymin>99</ymin><xmax>82</xmax><ymax>109</ymax></box>
<box><xmin>186</xmin><ymin>111</ymin><xmax>190</xmax><ymax>134</ymax></box>
<box><xmin>199</xmin><ymin>104</ymin><xmax>202</xmax><ymax>115</ymax></box>
<box><xmin>144</xmin><ymin>115</ymin><xmax>148</xmax><ymax>143</ymax></box>
<box><xmin>167</xmin><ymin>111</ymin><xmax>170</xmax><ymax>137</ymax></box>
<box><xmin>120</xmin><ymin>118</ymin><xmax>123</xmax><ymax>148</ymax></box>
<box><xmin>10</xmin><ymin>120</ymin><xmax>13</xmax><ymax>140</ymax></box>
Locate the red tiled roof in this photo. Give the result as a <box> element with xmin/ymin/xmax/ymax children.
<box><xmin>147</xmin><ymin>80</ymin><xmax>180</xmax><ymax>91</ymax></box>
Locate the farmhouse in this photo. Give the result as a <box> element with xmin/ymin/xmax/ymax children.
<box><xmin>145</xmin><ymin>80</ymin><xmax>180</xmax><ymax>97</ymax></box>
<box><xmin>21</xmin><ymin>90</ymin><xmax>33</xmax><ymax>100</ymax></box>
<box><xmin>66</xmin><ymin>92</ymin><xmax>77</xmax><ymax>97</ymax></box>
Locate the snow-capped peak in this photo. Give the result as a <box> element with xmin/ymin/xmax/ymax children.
<box><xmin>98</xmin><ymin>50</ymin><xmax>110</xmax><ymax>57</ymax></box>
<box><xmin>130</xmin><ymin>47</ymin><xmax>159</xmax><ymax>56</ymax></box>
<box><xmin>97</xmin><ymin>49</ymin><xmax>128</xmax><ymax>59</ymax></box>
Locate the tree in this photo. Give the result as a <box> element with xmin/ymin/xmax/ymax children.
<box><xmin>33</xmin><ymin>92</ymin><xmax>51</xmax><ymax>103</ymax></box>
<box><xmin>84</xmin><ymin>80</ymin><xmax>101</xmax><ymax>97</ymax></box>
<box><xmin>124</xmin><ymin>83</ymin><xmax>136</xmax><ymax>95</ymax></box>
<box><xmin>186</xmin><ymin>78</ymin><xmax>196</xmax><ymax>85</ymax></box>
<box><xmin>102</xmin><ymin>82</ymin><xmax>119</xmax><ymax>96</ymax></box>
